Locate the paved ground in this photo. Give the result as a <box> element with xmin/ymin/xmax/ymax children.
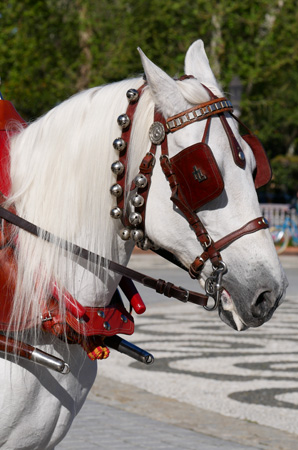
<box><xmin>58</xmin><ymin>253</ymin><xmax>298</xmax><ymax>449</ymax></box>
<box><xmin>57</xmin><ymin>396</ymin><xmax>261</xmax><ymax>450</ymax></box>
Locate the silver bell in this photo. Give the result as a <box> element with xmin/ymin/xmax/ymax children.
<box><xmin>117</xmin><ymin>114</ymin><xmax>130</xmax><ymax>129</ymax></box>
<box><xmin>131</xmin><ymin>193</ymin><xmax>144</xmax><ymax>208</ymax></box>
<box><xmin>126</xmin><ymin>89</ymin><xmax>139</xmax><ymax>103</ymax></box>
<box><xmin>111</xmin><ymin>161</ymin><xmax>125</xmax><ymax>176</ymax></box>
<box><xmin>137</xmin><ymin>237</ymin><xmax>156</xmax><ymax>251</ymax></box>
<box><xmin>113</xmin><ymin>138</ymin><xmax>126</xmax><ymax>152</ymax></box>
<box><xmin>110</xmin><ymin>207</ymin><xmax>123</xmax><ymax>219</ymax></box>
<box><xmin>131</xmin><ymin>229</ymin><xmax>144</xmax><ymax>242</ymax></box>
<box><xmin>110</xmin><ymin>183</ymin><xmax>123</xmax><ymax>197</ymax></box>
<box><xmin>119</xmin><ymin>227</ymin><xmax>131</xmax><ymax>240</ymax></box>
<box><xmin>134</xmin><ymin>174</ymin><xmax>147</xmax><ymax>188</ymax></box>
<box><xmin>129</xmin><ymin>212</ymin><xmax>142</xmax><ymax>226</ymax></box>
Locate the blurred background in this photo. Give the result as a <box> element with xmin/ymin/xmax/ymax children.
<box><xmin>0</xmin><ymin>0</ymin><xmax>297</xmax><ymax>206</ymax></box>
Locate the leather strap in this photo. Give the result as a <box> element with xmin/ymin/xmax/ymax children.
<box><xmin>218</xmin><ymin>114</ymin><xmax>246</xmax><ymax>169</ymax></box>
<box><xmin>200</xmin><ymin>84</ymin><xmax>245</xmax><ymax>169</ymax></box>
<box><xmin>189</xmin><ymin>217</ymin><xmax>269</xmax><ymax>278</ymax></box>
<box><xmin>214</xmin><ymin>217</ymin><xmax>269</xmax><ymax>251</ymax></box>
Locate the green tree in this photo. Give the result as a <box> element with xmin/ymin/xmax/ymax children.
<box><xmin>0</xmin><ymin>0</ymin><xmax>297</xmax><ymax>161</ymax></box>
<box><xmin>0</xmin><ymin>0</ymin><xmax>81</xmax><ymax>118</ymax></box>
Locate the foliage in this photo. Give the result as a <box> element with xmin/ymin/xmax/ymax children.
<box><xmin>0</xmin><ymin>0</ymin><xmax>81</xmax><ymax>118</ymax></box>
<box><xmin>271</xmin><ymin>155</ymin><xmax>298</xmax><ymax>193</ymax></box>
<box><xmin>0</xmin><ymin>0</ymin><xmax>297</xmax><ymax>162</ymax></box>
<box><xmin>258</xmin><ymin>154</ymin><xmax>298</xmax><ymax>204</ymax></box>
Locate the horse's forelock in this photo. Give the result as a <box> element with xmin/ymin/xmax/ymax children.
<box><xmin>176</xmin><ymin>77</ymin><xmax>221</xmax><ymax>105</ymax></box>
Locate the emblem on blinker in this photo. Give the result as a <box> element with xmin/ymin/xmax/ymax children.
<box><xmin>192</xmin><ymin>166</ymin><xmax>207</xmax><ymax>182</ymax></box>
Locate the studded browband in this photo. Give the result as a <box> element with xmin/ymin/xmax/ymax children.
<box><xmin>166</xmin><ymin>97</ymin><xmax>233</xmax><ymax>132</ymax></box>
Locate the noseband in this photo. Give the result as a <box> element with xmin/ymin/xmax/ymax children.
<box><xmin>110</xmin><ymin>79</ymin><xmax>271</xmax><ymax>309</ymax></box>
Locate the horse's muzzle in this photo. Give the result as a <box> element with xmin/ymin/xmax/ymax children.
<box><xmin>218</xmin><ymin>287</ymin><xmax>286</xmax><ymax>331</ymax></box>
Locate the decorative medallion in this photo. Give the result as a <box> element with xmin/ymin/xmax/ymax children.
<box><xmin>149</xmin><ymin>122</ymin><xmax>166</xmax><ymax>145</ymax></box>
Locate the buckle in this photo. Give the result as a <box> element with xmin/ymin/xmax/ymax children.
<box><xmin>178</xmin><ymin>286</ymin><xmax>190</xmax><ymax>303</ymax></box>
<box><xmin>201</xmin><ymin>234</ymin><xmax>212</xmax><ymax>250</ymax></box>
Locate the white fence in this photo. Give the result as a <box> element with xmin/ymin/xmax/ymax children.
<box><xmin>260</xmin><ymin>203</ymin><xmax>297</xmax><ymax>227</ymax></box>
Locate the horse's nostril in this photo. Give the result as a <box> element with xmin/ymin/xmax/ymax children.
<box><xmin>251</xmin><ymin>291</ymin><xmax>271</xmax><ymax>318</ymax></box>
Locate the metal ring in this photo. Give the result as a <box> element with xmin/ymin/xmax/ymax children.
<box><xmin>212</xmin><ymin>261</ymin><xmax>227</xmax><ymax>273</ymax></box>
<box><xmin>204</xmin><ymin>296</ymin><xmax>220</xmax><ymax>311</ymax></box>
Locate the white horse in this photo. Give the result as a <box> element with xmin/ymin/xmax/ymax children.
<box><xmin>0</xmin><ymin>40</ymin><xmax>287</xmax><ymax>449</ymax></box>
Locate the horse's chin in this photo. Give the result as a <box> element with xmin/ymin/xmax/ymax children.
<box><xmin>218</xmin><ymin>306</ymin><xmax>248</xmax><ymax>331</ymax></box>
<box><xmin>216</xmin><ymin>288</ymin><xmax>245</xmax><ymax>331</ymax></box>
<box><xmin>218</xmin><ymin>288</ymin><xmax>279</xmax><ymax>331</ymax></box>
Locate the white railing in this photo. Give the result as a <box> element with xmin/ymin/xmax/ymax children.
<box><xmin>260</xmin><ymin>203</ymin><xmax>297</xmax><ymax>227</ymax></box>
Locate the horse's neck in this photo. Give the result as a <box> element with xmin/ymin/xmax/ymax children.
<box><xmin>63</xmin><ymin>234</ymin><xmax>135</xmax><ymax>308</ymax></box>
<box><xmin>9</xmin><ymin>77</ymin><xmax>148</xmax><ymax>313</ymax></box>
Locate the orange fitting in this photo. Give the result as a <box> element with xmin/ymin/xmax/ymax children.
<box><xmin>87</xmin><ymin>346</ymin><xmax>110</xmax><ymax>361</ymax></box>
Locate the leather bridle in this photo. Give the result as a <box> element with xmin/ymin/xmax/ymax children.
<box><xmin>111</xmin><ymin>79</ymin><xmax>270</xmax><ymax>309</ymax></box>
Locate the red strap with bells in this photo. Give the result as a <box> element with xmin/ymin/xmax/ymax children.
<box><xmin>115</xmin><ymin>84</ymin><xmax>146</xmax><ymax>225</ymax></box>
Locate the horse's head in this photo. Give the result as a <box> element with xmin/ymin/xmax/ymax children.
<box><xmin>134</xmin><ymin>40</ymin><xmax>287</xmax><ymax>331</ymax></box>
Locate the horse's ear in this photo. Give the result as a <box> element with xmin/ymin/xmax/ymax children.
<box><xmin>138</xmin><ymin>48</ymin><xmax>187</xmax><ymax>117</ymax></box>
<box><xmin>184</xmin><ymin>40</ymin><xmax>219</xmax><ymax>88</ymax></box>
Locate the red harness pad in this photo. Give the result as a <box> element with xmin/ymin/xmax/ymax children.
<box><xmin>0</xmin><ymin>238</ymin><xmax>134</xmax><ymax>336</ymax></box>
<box><xmin>0</xmin><ymin>249</ymin><xmax>134</xmax><ymax>337</ymax></box>
<box><xmin>0</xmin><ymin>131</ymin><xmax>10</xmax><ymax>197</ymax></box>
<box><xmin>0</xmin><ymin>246</ymin><xmax>20</xmax><ymax>331</ymax></box>
<box><xmin>42</xmin><ymin>295</ymin><xmax>134</xmax><ymax>338</ymax></box>
<box><xmin>170</xmin><ymin>143</ymin><xmax>224</xmax><ymax>211</ymax></box>
<box><xmin>0</xmin><ymin>100</ymin><xmax>26</xmax><ymax>196</ymax></box>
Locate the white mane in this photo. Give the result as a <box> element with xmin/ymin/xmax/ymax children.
<box><xmin>6</xmin><ymin>74</ymin><xmax>213</xmax><ymax>336</ymax></box>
